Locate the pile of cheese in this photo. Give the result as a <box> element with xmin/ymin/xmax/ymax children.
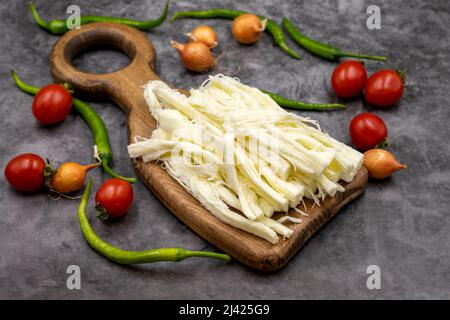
<box><xmin>128</xmin><ymin>75</ymin><xmax>363</xmax><ymax>244</ymax></box>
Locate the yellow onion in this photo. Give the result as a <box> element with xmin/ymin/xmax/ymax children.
<box><xmin>231</xmin><ymin>13</ymin><xmax>267</xmax><ymax>45</ymax></box>
<box><xmin>171</xmin><ymin>40</ymin><xmax>216</xmax><ymax>73</ymax></box>
<box><xmin>187</xmin><ymin>25</ymin><xmax>218</xmax><ymax>49</ymax></box>
<box><xmin>51</xmin><ymin>162</ymin><xmax>98</xmax><ymax>193</ymax></box>
<box><xmin>363</xmin><ymin>149</ymin><xmax>406</xmax><ymax>179</ymax></box>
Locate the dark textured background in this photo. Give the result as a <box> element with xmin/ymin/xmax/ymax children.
<box><xmin>1</xmin><ymin>0</ymin><xmax>449</xmax><ymax>299</ymax></box>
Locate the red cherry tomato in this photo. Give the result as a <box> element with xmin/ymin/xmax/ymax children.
<box><xmin>32</xmin><ymin>84</ymin><xmax>73</xmax><ymax>125</ymax></box>
<box><xmin>4</xmin><ymin>153</ymin><xmax>46</xmax><ymax>192</ymax></box>
<box><xmin>349</xmin><ymin>112</ymin><xmax>388</xmax><ymax>151</ymax></box>
<box><xmin>365</xmin><ymin>69</ymin><xmax>404</xmax><ymax>108</ymax></box>
<box><xmin>95</xmin><ymin>178</ymin><xmax>133</xmax><ymax>219</ymax></box>
<box><xmin>331</xmin><ymin>60</ymin><xmax>367</xmax><ymax>98</ymax></box>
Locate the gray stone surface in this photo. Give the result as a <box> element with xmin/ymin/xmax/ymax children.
<box><xmin>1</xmin><ymin>0</ymin><xmax>449</xmax><ymax>299</ymax></box>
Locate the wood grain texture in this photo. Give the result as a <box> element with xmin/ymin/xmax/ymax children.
<box><xmin>50</xmin><ymin>23</ymin><xmax>368</xmax><ymax>272</ymax></box>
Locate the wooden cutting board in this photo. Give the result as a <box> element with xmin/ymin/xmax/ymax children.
<box><xmin>50</xmin><ymin>23</ymin><xmax>368</xmax><ymax>272</ymax></box>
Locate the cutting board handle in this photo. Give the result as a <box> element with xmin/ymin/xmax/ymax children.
<box><xmin>50</xmin><ymin>22</ymin><xmax>160</xmax><ymax>137</ymax></box>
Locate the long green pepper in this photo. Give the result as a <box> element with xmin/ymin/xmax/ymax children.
<box><xmin>79</xmin><ymin>180</ymin><xmax>231</xmax><ymax>264</ymax></box>
<box><xmin>29</xmin><ymin>1</ymin><xmax>169</xmax><ymax>34</ymax></box>
<box><xmin>11</xmin><ymin>70</ymin><xmax>136</xmax><ymax>183</ymax></box>
<box><xmin>262</xmin><ymin>90</ymin><xmax>346</xmax><ymax>111</ymax></box>
<box><xmin>171</xmin><ymin>9</ymin><xmax>301</xmax><ymax>60</ymax></box>
<box><xmin>282</xmin><ymin>18</ymin><xmax>387</xmax><ymax>62</ymax></box>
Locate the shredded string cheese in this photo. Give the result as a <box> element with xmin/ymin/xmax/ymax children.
<box><xmin>128</xmin><ymin>75</ymin><xmax>363</xmax><ymax>244</ymax></box>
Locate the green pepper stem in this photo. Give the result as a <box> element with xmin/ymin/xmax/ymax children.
<box><xmin>338</xmin><ymin>51</ymin><xmax>387</xmax><ymax>61</ymax></box>
<box><xmin>28</xmin><ymin>2</ymin><xmax>51</xmax><ymax>31</ymax></box>
<box><xmin>101</xmin><ymin>160</ymin><xmax>137</xmax><ymax>183</ymax></box>
<box><xmin>261</xmin><ymin>89</ymin><xmax>346</xmax><ymax>111</ymax></box>
<box><xmin>284</xmin><ymin>102</ymin><xmax>346</xmax><ymax>111</ymax></box>
<box><xmin>183</xmin><ymin>250</ymin><xmax>231</xmax><ymax>262</ymax></box>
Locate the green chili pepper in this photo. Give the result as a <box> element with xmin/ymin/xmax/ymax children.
<box><xmin>282</xmin><ymin>18</ymin><xmax>387</xmax><ymax>62</ymax></box>
<box><xmin>11</xmin><ymin>70</ymin><xmax>136</xmax><ymax>183</ymax></box>
<box><xmin>79</xmin><ymin>180</ymin><xmax>231</xmax><ymax>264</ymax></box>
<box><xmin>261</xmin><ymin>89</ymin><xmax>346</xmax><ymax>111</ymax></box>
<box><xmin>29</xmin><ymin>1</ymin><xmax>169</xmax><ymax>35</ymax></box>
<box><xmin>171</xmin><ymin>9</ymin><xmax>301</xmax><ymax>60</ymax></box>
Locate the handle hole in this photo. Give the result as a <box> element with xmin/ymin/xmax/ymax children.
<box><xmin>64</xmin><ymin>28</ymin><xmax>138</xmax><ymax>75</ymax></box>
<box><xmin>72</xmin><ymin>48</ymin><xmax>131</xmax><ymax>75</ymax></box>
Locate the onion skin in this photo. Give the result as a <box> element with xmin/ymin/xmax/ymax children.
<box><xmin>51</xmin><ymin>162</ymin><xmax>98</xmax><ymax>193</ymax></box>
<box><xmin>187</xmin><ymin>25</ymin><xmax>218</xmax><ymax>48</ymax></box>
<box><xmin>231</xmin><ymin>13</ymin><xmax>266</xmax><ymax>45</ymax></box>
<box><xmin>363</xmin><ymin>149</ymin><xmax>406</xmax><ymax>179</ymax></box>
<box><xmin>171</xmin><ymin>40</ymin><xmax>215</xmax><ymax>73</ymax></box>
